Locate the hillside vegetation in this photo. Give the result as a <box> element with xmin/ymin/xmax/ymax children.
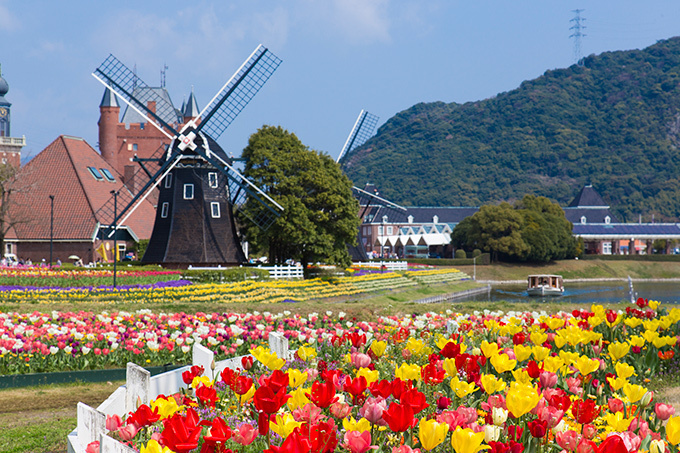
<box><xmin>342</xmin><ymin>37</ymin><xmax>680</xmax><ymax>221</ymax></box>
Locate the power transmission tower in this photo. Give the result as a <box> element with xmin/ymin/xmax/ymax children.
<box><xmin>570</xmin><ymin>9</ymin><xmax>586</xmax><ymax>66</ymax></box>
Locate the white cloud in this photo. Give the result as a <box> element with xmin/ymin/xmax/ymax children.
<box><xmin>0</xmin><ymin>1</ymin><xmax>19</xmax><ymax>32</ymax></box>
<box><xmin>331</xmin><ymin>0</ymin><xmax>391</xmax><ymax>44</ymax></box>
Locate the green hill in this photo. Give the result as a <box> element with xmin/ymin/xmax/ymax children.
<box><xmin>341</xmin><ymin>37</ymin><xmax>680</xmax><ymax>222</ymax></box>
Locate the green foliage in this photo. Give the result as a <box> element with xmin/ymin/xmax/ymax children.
<box><xmin>181</xmin><ymin>267</ymin><xmax>269</xmax><ymax>283</ymax></box>
<box><xmin>454</xmin><ymin>249</ymin><xmax>466</xmax><ymax>259</ymax></box>
<box><xmin>133</xmin><ymin>239</ymin><xmax>149</xmax><ymax>259</ymax></box>
<box><xmin>241</xmin><ymin>126</ymin><xmax>360</xmax><ymax>268</ymax></box>
<box><xmin>452</xmin><ymin>195</ymin><xmax>580</xmax><ymax>263</ymax></box>
<box><xmin>472</xmin><ymin>249</ymin><xmax>482</xmax><ymax>257</ymax></box>
<box><xmin>341</xmin><ymin>37</ymin><xmax>680</xmax><ymax>221</ymax></box>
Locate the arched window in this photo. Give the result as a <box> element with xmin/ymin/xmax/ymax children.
<box><xmin>605</xmin><ymin>216</ymin><xmax>611</xmax><ymax>224</ymax></box>
<box><xmin>581</xmin><ymin>216</ymin><xmax>587</xmax><ymax>224</ymax></box>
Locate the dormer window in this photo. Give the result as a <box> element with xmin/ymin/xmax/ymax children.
<box><xmin>433</xmin><ymin>215</ymin><xmax>439</xmax><ymax>224</ymax></box>
<box><xmin>581</xmin><ymin>216</ymin><xmax>587</xmax><ymax>224</ymax></box>
<box><xmin>605</xmin><ymin>216</ymin><xmax>611</xmax><ymax>224</ymax></box>
<box><xmin>100</xmin><ymin>168</ymin><xmax>115</xmax><ymax>182</ymax></box>
<box><xmin>87</xmin><ymin>167</ymin><xmax>104</xmax><ymax>181</ymax></box>
<box><xmin>408</xmin><ymin>215</ymin><xmax>414</xmax><ymax>224</ymax></box>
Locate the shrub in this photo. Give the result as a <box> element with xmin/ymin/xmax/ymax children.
<box><xmin>472</xmin><ymin>249</ymin><xmax>482</xmax><ymax>257</ymax></box>
<box><xmin>181</xmin><ymin>267</ymin><xmax>270</xmax><ymax>283</ymax></box>
<box><xmin>454</xmin><ymin>249</ymin><xmax>467</xmax><ymax>259</ymax></box>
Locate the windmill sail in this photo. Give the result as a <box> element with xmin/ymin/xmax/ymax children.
<box><xmin>337</xmin><ymin>110</ymin><xmax>379</xmax><ymax>163</ymax></box>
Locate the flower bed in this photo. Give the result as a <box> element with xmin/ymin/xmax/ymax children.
<box><xmin>77</xmin><ymin>297</ymin><xmax>680</xmax><ymax>453</ymax></box>
<box><xmin>0</xmin><ymin>267</ymin><xmax>182</xmax><ymax>287</ymax></box>
<box><xmin>0</xmin><ymin>269</ymin><xmax>466</xmax><ymax>304</ymax></box>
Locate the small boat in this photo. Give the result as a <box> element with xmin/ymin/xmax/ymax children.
<box><xmin>527</xmin><ymin>274</ymin><xmax>564</xmax><ymax>296</ymax></box>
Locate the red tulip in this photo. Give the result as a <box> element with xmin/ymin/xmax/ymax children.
<box><xmin>309</xmin><ymin>380</ymin><xmax>337</xmax><ymax>408</ymax></box>
<box><xmin>346</xmin><ymin>332</ymin><xmax>367</xmax><ymax>348</ymax></box>
<box><xmin>254</xmin><ymin>385</ymin><xmax>290</xmax><ymax>414</ymax></box>
<box><xmin>369</xmin><ymin>379</ymin><xmax>393</xmax><ymax>399</ymax></box>
<box><xmin>202</xmin><ymin>417</ymin><xmax>232</xmax><ymax>447</ymax></box>
<box><xmin>400</xmin><ymin>388</ymin><xmax>429</xmax><ymax>414</ymax></box>
<box><xmin>263</xmin><ymin>427</ymin><xmax>312</xmax><ymax>453</ymax></box>
<box><xmin>512</xmin><ymin>332</ymin><xmax>526</xmax><ymax>345</ymax></box>
<box><xmin>381</xmin><ymin>402</ymin><xmax>416</xmax><ymax>433</ymax></box>
<box><xmin>343</xmin><ymin>376</ymin><xmax>368</xmax><ymax>403</ymax></box>
<box><xmin>182</xmin><ymin>365</ymin><xmax>204</xmax><ymax>385</ymax></box>
<box><xmin>126</xmin><ymin>404</ymin><xmax>160</xmax><ymax>429</ymax></box>
<box><xmin>596</xmin><ymin>435</ymin><xmax>628</xmax><ymax>453</ymax></box>
<box><xmin>233</xmin><ymin>375</ymin><xmax>254</xmax><ymax>395</ymax></box>
<box><xmin>571</xmin><ymin>399</ymin><xmax>600</xmax><ymax>425</ymax></box>
<box><xmin>161</xmin><ymin>407</ymin><xmax>202</xmax><ymax>453</ymax></box>
<box><xmin>262</xmin><ymin>369</ymin><xmax>290</xmax><ymax>394</ymax></box>
<box><xmin>421</xmin><ymin>362</ymin><xmax>445</xmax><ymax>385</ymax></box>
<box><xmin>241</xmin><ymin>355</ymin><xmax>254</xmax><ymax>370</ymax></box>
<box><xmin>310</xmin><ymin>420</ymin><xmax>339</xmax><ymax>453</ymax></box>
<box><xmin>195</xmin><ymin>384</ymin><xmax>219</xmax><ymax>407</ymax></box>
<box><xmin>440</xmin><ymin>341</ymin><xmax>461</xmax><ymax>358</ymax></box>
<box><xmin>528</xmin><ymin>419</ymin><xmax>548</xmax><ymax>438</ymax></box>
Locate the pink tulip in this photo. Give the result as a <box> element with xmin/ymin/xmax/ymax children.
<box><xmin>344</xmin><ymin>430</ymin><xmax>376</xmax><ymax>453</ymax></box>
<box><xmin>538</xmin><ymin>405</ymin><xmax>564</xmax><ymax>429</ymax></box>
<box><xmin>393</xmin><ymin>446</ymin><xmax>421</xmax><ymax>453</ymax></box>
<box><xmin>85</xmin><ymin>441</ymin><xmax>100</xmax><ymax>453</ymax></box>
<box><xmin>608</xmin><ymin>398</ymin><xmax>625</xmax><ymax>413</ymax></box>
<box><xmin>330</xmin><ymin>401</ymin><xmax>352</xmax><ymax>418</ymax></box>
<box><xmin>232</xmin><ymin>423</ymin><xmax>257</xmax><ymax>445</ymax></box>
<box><xmin>556</xmin><ymin>430</ymin><xmax>581</xmax><ymax>451</ymax></box>
<box><xmin>539</xmin><ymin>371</ymin><xmax>557</xmax><ymax>389</ymax></box>
<box><xmin>360</xmin><ymin>397</ymin><xmax>387</xmax><ymax>425</ymax></box>
<box><xmin>351</xmin><ymin>352</ymin><xmax>372</xmax><ymax>368</ymax></box>
<box><xmin>655</xmin><ymin>402</ymin><xmax>676</xmax><ymax>420</ymax></box>
<box><xmin>117</xmin><ymin>424</ymin><xmax>138</xmax><ymax>441</ymax></box>
<box><xmin>105</xmin><ymin>414</ymin><xmax>123</xmax><ymax>432</ymax></box>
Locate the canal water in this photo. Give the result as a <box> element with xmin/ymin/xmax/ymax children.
<box><xmin>457</xmin><ymin>281</ymin><xmax>680</xmax><ymax>305</ymax></box>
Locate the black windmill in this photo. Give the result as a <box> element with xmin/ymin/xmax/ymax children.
<box><xmin>338</xmin><ymin>110</ymin><xmax>407</xmax><ymax>261</ymax></box>
<box><xmin>92</xmin><ymin>45</ymin><xmax>283</xmax><ymax>265</ymax></box>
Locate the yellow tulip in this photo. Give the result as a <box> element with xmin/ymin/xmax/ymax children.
<box><xmin>239</xmin><ymin>384</ymin><xmax>256</xmax><ymax>405</ymax></box>
<box><xmin>151</xmin><ymin>396</ymin><xmax>180</xmax><ymax>419</ymax></box>
<box><xmin>450</xmin><ymin>426</ymin><xmax>490</xmax><ymax>453</ymax></box>
<box><xmin>623</xmin><ymin>383</ymin><xmax>648</xmax><ymax>403</ymax></box>
<box><xmin>511</xmin><ymin>368</ymin><xmax>532</xmax><ymax>385</ymax></box>
<box><xmin>574</xmin><ymin>356</ymin><xmax>600</xmax><ymax>376</ymax></box>
<box><xmin>629</xmin><ymin>335</ymin><xmax>646</xmax><ymax>348</ymax></box>
<box><xmin>530</xmin><ymin>331</ymin><xmax>547</xmax><ymax>346</ymax></box>
<box><xmin>270</xmin><ymin>413</ymin><xmax>303</xmax><ymax>438</ymax></box>
<box><xmin>608</xmin><ymin>342</ymin><xmax>630</xmax><ymax>362</ymax></box>
<box><xmin>490</xmin><ymin>354</ymin><xmax>516</xmax><ymax>374</ymax></box>
<box><xmin>191</xmin><ymin>375</ymin><xmax>213</xmax><ymax>389</ymax></box>
<box><xmin>506</xmin><ymin>382</ymin><xmax>540</xmax><ymax>418</ymax></box>
<box><xmin>607</xmin><ymin>376</ymin><xmax>627</xmax><ymax>391</ymax></box>
<box><xmin>357</xmin><ymin>367</ymin><xmax>380</xmax><ymax>385</ymax></box>
<box><xmin>615</xmin><ymin>362</ymin><xmax>636</xmax><ymax>379</ymax></box>
<box><xmin>532</xmin><ymin>346</ymin><xmax>550</xmax><ymax>362</ymax></box>
<box><xmin>287</xmin><ymin>369</ymin><xmax>308</xmax><ymax>388</ymax></box>
<box><xmin>513</xmin><ymin>344</ymin><xmax>532</xmax><ymax>362</ymax></box>
<box><xmin>624</xmin><ymin>317</ymin><xmax>643</xmax><ymax>328</ymax></box>
<box><xmin>667</xmin><ymin>416</ymin><xmax>680</xmax><ymax>445</ymax></box>
<box><xmin>480</xmin><ymin>374</ymin><xmax>506</xmax><ymax>395</ymax></box>
<box><xmin>559</xmin><ymin>351</ymin><xmax>579</xmax><ymax>366</ymax></box>
<box><xmin>419</xmin><ymin>419</ymin><xmax>449</xmax><ymax>451</ymax></box>
<box><xmin>395</xmin><ymin>363</ymin><xmax>422</xmax><ymax>381</ymax></box>
<box><xmin>481</xmin><ymin>340</ymin><xmax>499</xmax><ymax>358</ymax></box>
<box><xmin>370</xmin><ymin>340</ymin><xmax>387</xmax><ymax>357</ymax></box>
<box><xmin>443</xmin><ymin>358</ymin><xmax>457</xmax><ymax>378</ymax></box>
<box><xmin>406</xmin><ymin>337</ymin><xmax>425</xmax><ymax>355</ymax></box>
<box><xmin>343</xmin><ymin>416</ymin><xmax>372</xmax><ymax>432</ymax></box>
<box><xmin>286</xmin><ymin>387</ymin><xmax>310</xmax><ymax>411</ymax></box>
<box><xmin>140</xmin><ymin>439</ymin><xmax>172</xmax><ymax>453</ymax></box>
<box><xmin>545</xmin><ymin>317</ymin><xmax>565</xmax><ymax>330</ymax></box>
<box><xmin>604</xmin><ymin>411</ymin><xmax>633</xmax><ymax>432</ymax></box>
<box><xmin>451</xmin><ymin>377</ymin><xmax>478</xmax><ymax>398</ymax></box>
<box><xmin>297</xmin><ymin>345</ymin><xmax>317</xmax><ymax>361</ymax></box>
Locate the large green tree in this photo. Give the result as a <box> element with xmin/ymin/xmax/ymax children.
<box><xmin>241</xmin><ymin>125</ymin><xmax>360</xmax><ymax>268</ymax></box>
<box><xmin>451</xmin><ymin>195</ymin><xmax>580</xmax><ymax>262</ymax></box>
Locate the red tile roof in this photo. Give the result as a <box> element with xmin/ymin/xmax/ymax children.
<box><xmin>9</xmin><ymin>135</ymin><xmax>155</xmax><ymax>240</ymax></box>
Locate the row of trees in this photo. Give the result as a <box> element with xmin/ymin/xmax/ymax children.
<box><xmin>451</xmin><ymin>195</ymin><xmax>581</xmax><ymax>263</ymax></box>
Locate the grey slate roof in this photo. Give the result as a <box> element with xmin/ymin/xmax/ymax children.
<box><xmin>120</xmin><ymin>87</ymin><xmax>182</xmax><ymax>125</ymax></box>
<box><xmin>99</xmin><ymin>88</ymin><xmax>118</xmax><ymax>108</ymax></box>
<box><xmin>573</xmin><ymin>223</ymin><xmax>680</xmax><ymax>237</ymax></box>
<box><xmin>183</xmin><ymin>90</ymin><xmax>200</xmax><ymax>118</ymax></box>
<box><xmin>568</xmin><ymin>185</ymin><xmax>608</xmax><ymax>207</ymax></box>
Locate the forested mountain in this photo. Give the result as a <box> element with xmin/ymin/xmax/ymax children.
<box><xmin>341</xmin><ymin>37</ymin><xmax>680</xmax><ymax>222</ymax></box>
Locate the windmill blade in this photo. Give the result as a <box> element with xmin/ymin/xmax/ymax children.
<box><xmin>337</xmin><ymin>110</ymin><xmax>380</xmax><ymax>162</ymax></box>
<box><xmin>352</xmin><ymin>185</ymin><xmax>407</xmax><ymax>211</ymax></box>
<box><xmin>97</xmin><ymin>152</ymin><xmax>182</xmax><ymax>237</ymax></box>
<box><xmin>93</xmin><ymin>54</ymin><xmax>180</xmax><ymax>140</ymax></box>
<box><xmin>194</xmin><ymin>44</ymin><xmax>282</xmax><ymax>140</ymax></box>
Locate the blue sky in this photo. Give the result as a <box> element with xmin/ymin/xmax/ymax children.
<box><xmin>1</xmin><ymin>1</ymin><xmax>680</xmax><ymax>163</ymax></box>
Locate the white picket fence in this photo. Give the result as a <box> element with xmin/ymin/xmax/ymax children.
<box><xmin>66</xmin><ymin>332</ymin><xmax>292</xmax><ymax>453</ymax></box>
<box><xmin>186</xmin><ymin>264</ymin><xmax>304</xmax><ymax>279</ymax></box>
<box><xmin>354</xmin><ymin>260</ymin><xmax>408</xmax><ymax>271</ymax></box>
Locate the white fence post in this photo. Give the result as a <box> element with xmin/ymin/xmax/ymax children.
<box><xmin>269</xmin><ymin>332</ymin><xmax>289</xmax><ymax>361</ymax></box>
<box><xmin>125</xmin><ymin>363</ymin><xmax>150</xmax><ymax>414</ymax></box>
<box><xmin>76</xmin><ymin>402</ymin><xmax>106</xmax><ymax>452</ymax></box>
<box><xmin>193</xmin><ymin>342</ymin><xmax>215</xmax><ymax>381</ymax></box>
<box><xmin>100</xmin><ymin>434</ymin><xmax>137</xmax><ymax>453</ymax></box>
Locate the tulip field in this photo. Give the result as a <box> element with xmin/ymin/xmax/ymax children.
<box><xmin>73</xmin><ymin>297</ymin><xmax>680</xmax><ymax>453</ymax></box>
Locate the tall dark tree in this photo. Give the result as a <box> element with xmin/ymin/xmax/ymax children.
<box><xmin>241</xmin><ymin>126</ymin><xmax>360</xmax><ymax>268</ymax></box>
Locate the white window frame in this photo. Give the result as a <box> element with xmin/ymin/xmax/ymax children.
<box><xmin>387</xmin><ymin>226</ymin><xmax>393</xmax><ymax>235</ymax></box>
<box><xmin>184</xmin><ymin>184</ymin><xmax>194</xmax><ymax>200</ymax></box>
<box><xmin>603</xmin><ymin>242</ymin><xmax>612</xmax><ymax>255</ymax></box>
<box><xmin>210</xmin><ymin>202</ymin><xmax>221</xmax><ymax>218</ymax></box>
<box><xmin>605</xmin><ymin>216</ymin><xmax>611</xmax><ymax>224</ymax></box>
<box><xmin>164</xmin><ymin>174</ymin><xmax>173</xmax><ymax>188</ymax></box>
<box><xmin>160</xmin><ymin>202</ymin><xmax>169</xmax><ymax>218</ymax></box>
<box><xmin>581</xmin><ymin>216</ymin><xmax>587</xmax><ymax>224</ymax></box>
<box><xmin>208</xmin><ymin>172</ymin><xmax>218</xmax><ymax>188</ymax></box>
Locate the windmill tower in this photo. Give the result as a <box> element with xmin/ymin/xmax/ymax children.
<box><xmin>92</xmin><ymin>45</ymin><xmax>283</xmax><ymax>265</ymax></box>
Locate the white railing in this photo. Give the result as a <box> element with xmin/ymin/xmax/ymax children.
<box><xmin>0</xmin><ymin>136</ymin><xmax>26</xmax><ymax>146</ymax></box>
<box><xmin>186</xmin><ymin>264</ymin><xmax>303</xmax><ymax>280</ymax></box>
<box><xmin>257</xmin><ymin>264</ymin><xmax>304</xmax><ymax>279</ymax></box>
<box><xmin>354</xmin><ymin>260</ymin><xmax>408</xmax><ymax>271</ymax></box>
<box><xmin>66</xmin><ymin>332</ymin><xmax>293</xmax><ymax>453</ymax></box>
